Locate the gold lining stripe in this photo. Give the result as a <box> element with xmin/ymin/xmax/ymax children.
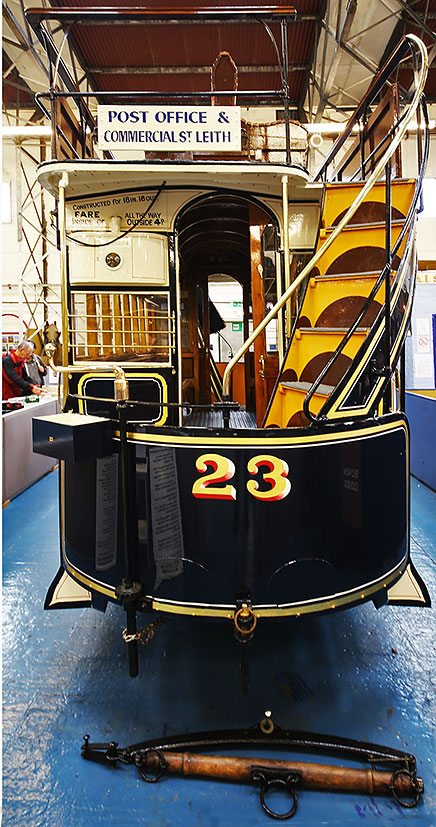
<box><xmin>116</xmin><ymin>419</ymin><xmax>406</xmax><ymax>448</ymax></box>
<box><xmin>149</xmin><ymin>558</ymin><xmax>407</xmax><ymax>618</ymax></box>
<box><xmin>77</xmin><ymin>371</ymin><xmax>168</xmax><ymax>425</ymax></box>
<box><xmin>61</xmin><ymin>555</ymin><xmax>407</xmax><ymax>612</ymax></box>
<box><xmin>60</xmin><ymin>460</ymin><xmax>65</xmax><ymax>559</ymax></box>
<box><xmin>63</xmin><ymin>558</ymin><xmax>117</xmax><ymax>599</ymax></box>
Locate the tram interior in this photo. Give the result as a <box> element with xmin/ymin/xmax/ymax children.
<box><xmin>178</xmin><ymin>194</ymin><xmax>285</xmax><ymax>426</ymax></box>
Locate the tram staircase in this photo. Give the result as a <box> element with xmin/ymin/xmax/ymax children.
<box><xmin>263</xmin><ymin>180</ymin><xmax>417</xmax><ymax>428</ymax></box>
<box><xmin>254</xmin><ymin>34</ymin><xmax>430</xmax><ymax>432</ymax></box>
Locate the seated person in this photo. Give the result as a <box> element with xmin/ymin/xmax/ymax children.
<box><xmin>2</xmin><ymin>340</ymin><xmax>46</xmax><ymax>400</ymax></box>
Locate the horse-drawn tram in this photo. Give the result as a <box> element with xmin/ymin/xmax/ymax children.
<box><xmin>29</xmin><ymin>7</ymin><xmax>430</xmax><ymax>675</ymax></box>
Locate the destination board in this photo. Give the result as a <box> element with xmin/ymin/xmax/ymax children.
<box><xmin>97</xmin><ymin>105</ymin><xmax>241</xmax><ymax>152</ymax></box>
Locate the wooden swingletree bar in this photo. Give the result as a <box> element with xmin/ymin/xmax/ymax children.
<box><xmin>82</xmin><ymin>729</ymin><xmax>424</xmax><ymax>820</ymax></box>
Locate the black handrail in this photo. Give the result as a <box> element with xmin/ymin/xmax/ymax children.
<box><xmin>26</xmin><ymin>6</ymin><xmax>299</xmax><ymax>165</ymax></box>
<box><xmin>313</xmin><ymin>37</ymin><xmax>410</xmax><ymax>182</ymax></box>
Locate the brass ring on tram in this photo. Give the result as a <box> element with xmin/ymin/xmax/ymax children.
<box><xmin>234</xmin><ymin>605</ymin><xmax>257</xmax><ymax>635</ymax></box>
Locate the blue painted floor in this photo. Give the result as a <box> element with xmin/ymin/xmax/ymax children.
<box><xmin>3</xmin><ymin>470</ymin><xmax>436</xmax><ymax>826</ymax></box>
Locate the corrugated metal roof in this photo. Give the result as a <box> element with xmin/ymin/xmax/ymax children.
<box><xmin>46</xmin><ymin>1</ymin><xmax>324</xmax><ymax>109</ymax></box>
<box><xmin>4</xmin><ymin>1</ymin><xmax>436</xmax><ymax>122</ymax></box>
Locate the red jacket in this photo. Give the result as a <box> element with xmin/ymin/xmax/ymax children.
<box><xmin>2</xmin><ymin>350</ymin><xmax>36</xmax><ymax>400</ymax></box>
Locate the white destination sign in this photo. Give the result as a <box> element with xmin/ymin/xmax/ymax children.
<box><xmin>97</xmin><ymin>105</ymin><xmax>241</xmax><ymax>152</ymax></box>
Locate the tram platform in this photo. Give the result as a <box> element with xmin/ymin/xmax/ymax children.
<box><xmin>2</xmin><ymin>469</ymin><xmax>435</xmax><ymax>826</ymax></box>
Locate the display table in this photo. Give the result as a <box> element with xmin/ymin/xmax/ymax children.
<box><xmin>406</xmin><ymin>389</ymin><xmax>436</xmax><ymax>492</ymax></box>
<box><xmin>2</xmin><ymin>396</ymin><xmax>59</xmax><ymax>502</ymax></box>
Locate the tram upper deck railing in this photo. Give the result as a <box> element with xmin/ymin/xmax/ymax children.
<box><xmin>25</xmin><ymin>6</ymin><xmax>306</xmax><ymax>165</ymax></box>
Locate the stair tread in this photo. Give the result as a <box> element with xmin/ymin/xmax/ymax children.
<box><xmin>325</xmin><ymin>219</ymin><xmax>404</xmax><ymax>232</ymax></box>
<box><xmin>280</xmin><ymin>381</ymin><xmax>335</xmax><ymax>396</ymax></box>
<box><xmin>314</xmin><ymin>270</ymin><xmax>396</xmax><ymax>279</ymax></box>
<box><xmin>298</xmin><ymin>326</ymin><xmax>368</xmax><ymax>333</ymax></box>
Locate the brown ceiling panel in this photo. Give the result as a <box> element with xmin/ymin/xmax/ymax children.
<box><xmin>70</xmin><ymin>20</ymin><xmax>314</xmax><ymax>73</ymax></box>
<box><xmin>43</xmin><ymin>0</ymin><xmax>323</xmax><ymax>108</ymax></box>
<box><xmin>92</xmin><ymin>67</ymin><xmax>306</xmax><ymax>95</ymax></box>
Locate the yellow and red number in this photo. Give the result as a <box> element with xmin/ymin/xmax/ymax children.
<box><xmin>192</xmin><ymin>453</ymin><xmax>291</xmax><ymax>502</ymax></box>
<box><xmin>192</xmin><ymin>453</ymin><xmax>237</xmax><ymax>500</ymax></box>
<box><xmin>247</xmin><ymin>454</ymin><xmax>291</xmax><ymax>501</ymax></box>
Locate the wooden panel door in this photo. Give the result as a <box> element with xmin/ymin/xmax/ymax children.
<box><xmin>249</xmin><ymin>206</ymin><xmax>279</xmax><ymax>425</ymax></box>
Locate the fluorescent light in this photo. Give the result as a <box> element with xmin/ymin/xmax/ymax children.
<box><xmin>306</xmin><ymin>120</ymin><xmax>435</xmax><ymax>135</ymax></box>
<box><xmin>2</xmin><ymin>126</ymin><xmax>52</xmax><ymax>138</ymax></box>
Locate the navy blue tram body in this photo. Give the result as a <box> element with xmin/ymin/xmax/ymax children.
<box><xmin>60</xmin><ymin>414</ymin><xmax>409</xmax><ymax>616</ymax></box>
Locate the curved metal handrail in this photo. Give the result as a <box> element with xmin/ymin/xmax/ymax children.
<box><xmin>222</xmin><ymin>34</ymin><xmax>428</xmax><ymax>398</ymax></box>
<box><xmin>44</xmin><ymin>344</ymin><xmax>130</xmax><ymax>407</ymax></box>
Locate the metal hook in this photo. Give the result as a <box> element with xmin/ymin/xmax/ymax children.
<box><xmin>137</xmin><ymin>748</ymin><xmax>168</xmax><ymax>783</ymax></box>
<box><xmin>252</xmin><ymin>769</ymin><xmax>300</xmax><ymax>820</ymax></box>
<box><xmin>389</xmin><ymin>768</ymin><xmax>423</xmax><ymax>808</ymax></box>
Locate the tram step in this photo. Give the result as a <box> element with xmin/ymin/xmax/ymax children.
<box><xmin>324</xmin><ymin>218</ymin><xmax>405</xmax><ymax>233</ymax></box>
<box><xmin>280</xmin><ymin>381</ymin><xmax>335</xmax><ymax>396</ymax></box>
<box><xmin>313</xmin><ymin>270</ymin><xmax>393</xmax><ymax>280</ymax></box>
<box><xmin>296</xmin><ymin>327</ymin><xmax>369</xmax><ymax>334</ymax></box>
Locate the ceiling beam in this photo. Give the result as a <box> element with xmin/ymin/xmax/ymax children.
<box><xmin>396</xmin><ymin>0</ymin><xmax>436</xmax><ymax>42</ymax></box>
<box><xmin>2</xmin><ymin>1</ymin><xmax>49</xmax><ymax>78</ymax></box>
<box><xmin>86</xmin><ymin>64</ymin><xmax>307</xmax><ymax>75</ymax></box>
<box><xmin>315</xmin><ymin>0</ymin><xmax>358</xmax><ymax>121</ymax></box>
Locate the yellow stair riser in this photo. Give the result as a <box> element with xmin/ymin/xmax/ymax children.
<box><xmin>266</xmin><ymin>386</ymin><xmax>326</xmax><ymax>428</ymax></box>
<box><xmin>285</xmin><ymin>329</ymin><xmax>368</xmax><ymax>380</ymax></box>
<box><xmin>321</xmin><ymin>181</ymin><xmax>416</xmax><ymax>228</ymax></box>
<box><xmin>280</xmin><ymin>385</ymin><xmax>326</xmax><ymax>425</ymax></box>
<box><xmin>301</xmin><ymin>274</ymin><xmax>395</xmax><ymax>328</ymax></box>
<box><xmin>314</xmin><ymin>224</ymin><xmax>406</xmax><ymax>275</ymax></box>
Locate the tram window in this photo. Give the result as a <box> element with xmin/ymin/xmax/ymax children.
<box><xmin>262</xmin><ymin>225</ymin><xmax>278</xmax><ymax>353</ymax></box>
<box><xmin>69</xmin><ymin>291</ymin><xmax>174</xmax><ymax>364</ymax></box>
<box><xmin>180</xmin><ymin>290</ymin><xmax>190</xmax><ymax>350</ymax></box>
<box><xmin>208</xmin><ymin>278</ymin><xmax>244</xmax><ymax>363</ymax></box>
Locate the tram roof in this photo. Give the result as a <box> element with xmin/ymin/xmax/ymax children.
<box><xmin>36</xmin><ymin>159</ymin><xmax>317</xmax><ymax>200</ymax></box>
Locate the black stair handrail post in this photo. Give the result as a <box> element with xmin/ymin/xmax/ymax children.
<box><xmin>384</xmin><ymin>158</ymin><xmax>392</xmax><ymax>385</ymax></box>
<box><xmin>117</xmin><ymin>400</ymin><xmax>139</xmax><ymax>678</ymax></box>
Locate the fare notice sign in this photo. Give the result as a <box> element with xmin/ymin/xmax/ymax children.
<box><xmin>97</xmin><ymin>105</ymin><xmax>241</xmax><ymax>152</ymax></box>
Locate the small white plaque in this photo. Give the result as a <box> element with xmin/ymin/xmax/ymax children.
<box><xmin>95</xmin><ymin>454</ymin><xmax>119</xmax><ymax>571</ymax></box>
<box><xmin>149</xmin><ymin>447</ymin><xmax>184</xmax><ymax>588</ymax></box>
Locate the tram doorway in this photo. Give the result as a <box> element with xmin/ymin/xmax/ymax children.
<box><xmin>178</xmin><ymin>196</ymin><xmax>280</xmax><ymax>423</ymax></box>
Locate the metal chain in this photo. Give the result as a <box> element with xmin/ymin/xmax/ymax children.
<box><xmin>122</xmin><ymin>617</ymin><xmax>167</xmax><ymax>646</ymax></box>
